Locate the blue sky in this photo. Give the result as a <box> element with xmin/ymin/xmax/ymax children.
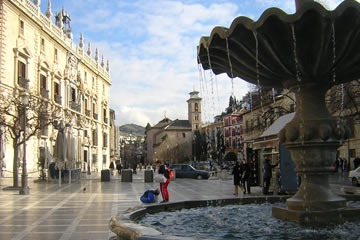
<box><xmin>39</xmin><ymin>0</ymin><xmax>343</xmax><ymax>127</ymax></box>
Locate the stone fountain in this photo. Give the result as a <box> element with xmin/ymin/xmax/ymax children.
<box><xmin>198</xmin><ymin>0</ymin><xmax>360</xmax><ymax>225</ymax></box>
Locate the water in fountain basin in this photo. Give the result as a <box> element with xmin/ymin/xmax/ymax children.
<box><xmin>138</xmin><ymin>202</ymin><xmax>360</xmax><ymax>240</ymax></box>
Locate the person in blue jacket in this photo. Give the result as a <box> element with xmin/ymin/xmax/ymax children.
<box><xmin>140</xmin><ymin>189</ymin><xmax>160</xmax><ymax>203</ymax></box>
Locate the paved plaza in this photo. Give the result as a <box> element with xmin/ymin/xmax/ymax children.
<box><xmin>0</xmin><ymin>170</ymin><xmax>354</xmax><ymax>240</ymax></box>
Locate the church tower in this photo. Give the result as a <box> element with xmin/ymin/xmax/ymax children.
<box><xmin>187</xmin><ymin>91</ymin><xmax>202</xmax><ymax>131</ymax></box>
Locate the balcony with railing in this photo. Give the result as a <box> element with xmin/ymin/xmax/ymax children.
<box><xmin>55</xmin><ymin>95</ymin><xmax>62</xmax><ymax>105</ymax></box>
<box><xmin>18</xmin><ymin>77</ymin><xmax>29</xmax><ymax>89</ymax></box>
<box><xmin>40</xmin><ymin>88</ymin><xmax>49</xmax><ymax>99</ymax></box>
<box><xmin>70</xmin><ymin>101</ymin><xmax>81</xmax><ymax>112</ymax></box>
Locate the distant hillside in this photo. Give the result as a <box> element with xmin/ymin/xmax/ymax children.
<box><xmin>119</xmin><ymin>124</ymin><xmax>145</xmax><ymax>135</ymax></box>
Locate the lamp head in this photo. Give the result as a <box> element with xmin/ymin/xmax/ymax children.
<box><xmin>20</xmin><ymin>91</ymin><xmax>29</xmax><ymax>105</ymax></box>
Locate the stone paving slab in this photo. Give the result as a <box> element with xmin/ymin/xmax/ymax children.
<box><xmin>0</xmin><ymin>170</ymin><xmax>355</xmax><ymax>240</ymax></box>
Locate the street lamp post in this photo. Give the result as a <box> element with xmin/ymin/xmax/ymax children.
<box><xmin>19</xmin><ymin>91</ymin><xmax>29</xmax><ymax>195</ymax></box>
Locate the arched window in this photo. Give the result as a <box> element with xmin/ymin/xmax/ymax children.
<box><xmin>195</xmin><ymin>103</ymin><xmax>198</xmax><ymax>112</ymax></box>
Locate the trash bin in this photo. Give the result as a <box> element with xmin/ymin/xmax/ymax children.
<box><xmin>101</xmin><ymin>169</ymin><xmax>110</xmax><ymax>182</ymax></box>
<box><xmin>121</xmin><ymin>169</ymin><xmax>132</xmax><ymax>182</ymax></box>
<box><xmin>144</xmin><ymin>169</ymin><xmax>153</xmax><ymax>182</ymax></box>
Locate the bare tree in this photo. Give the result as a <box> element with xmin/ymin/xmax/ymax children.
<box><xmin>0</xmin><ymin>88</ymin><xmax>57</xmax><ymax>188</ymax></box>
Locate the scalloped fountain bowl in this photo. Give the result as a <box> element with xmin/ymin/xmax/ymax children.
<box><xmin>198</xmin><ymin>0</ymin><xmax>360</xmax><ymax>225</ymax></box>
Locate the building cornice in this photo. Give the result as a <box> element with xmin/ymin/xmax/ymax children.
<box><xmin>7</xmin><ymin>0</ymin><xmax>111</xmax><ymax>86</ymax></box>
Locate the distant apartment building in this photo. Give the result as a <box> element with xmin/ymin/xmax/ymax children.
<box><xmin>223</xmin><ymin>111</ymin><xmax>244</xmax><ymax>159</ymax></box>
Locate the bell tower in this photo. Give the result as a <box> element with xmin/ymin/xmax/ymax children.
<box><xmin>187</xmin><ymin>91</ymin><xmax>202</xmax><ymax>131</ymax></box>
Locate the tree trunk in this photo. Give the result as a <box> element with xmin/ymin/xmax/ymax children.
<box><xmin>13</xmin><ymin>139</ymin><xmax>19</xmax><ymax>187</ymax></box>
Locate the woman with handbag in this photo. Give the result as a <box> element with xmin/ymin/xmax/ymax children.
<box><xmin>156</xmin><ymin>160</ymin><xmax>170</xmax><ymax>203</ymax></box>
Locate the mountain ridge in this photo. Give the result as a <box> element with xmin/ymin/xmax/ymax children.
<box><xmin>119</xmin><ymin>123</ymin><xmax>145</xmax><ymax>135</ymax></box>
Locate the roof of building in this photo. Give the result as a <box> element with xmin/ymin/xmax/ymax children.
<box><xmin>152</xmin><ymin>118</ymin><xmax>172</xmax><ymax>128</ymax></box>
<box><xmin>260</xmin><ymin>112</ymin><xmax>295</xmax><ymax>137</ymax></box>
<box><xmin>165</xmin><ymin>119</ymin><xmax>192</xmax><ymax>130</ymax></box>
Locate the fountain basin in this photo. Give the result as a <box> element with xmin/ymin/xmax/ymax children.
<box><xmin>109</xmin><ymin>195</ymin><xmax>360</xmax><ymax>240</ymax></box>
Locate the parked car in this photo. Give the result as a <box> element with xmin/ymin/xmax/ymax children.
<box><xmin>169</xmin><ymin>164</ymin><xmax>210</xmax><ymax>179</ymax></box>
<box><xmin>349</xmin><ymin>167</ymin><xmax>360</xmax><ymax>186</ymax></box>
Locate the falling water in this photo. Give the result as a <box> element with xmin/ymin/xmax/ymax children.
<box><xmin>253</xmin><ymin>30</ymin><xmax>265</xmax><ymax>115</ymax></box>
<box><xmin>207</xmin><ymin>48</ymin><xmax>217</xmax><ymax>122</ymax></box>
<box><xmin>338</xmin><ymin>83</ymin><xmax>345</xmax><ymax>145</ymax></box>
<box><xmin>332</xmin><ymin>21</ymin><xmax>336</xmax><ymax>83</ymax></box>
<box><xmin>291</xmin><ymin>24</ymin><xmax>301</xmax><ymax>82</ymax></box>
<box><xmin>341</xmin><ymin>83</ymin><xmax>344</xmax><ymax>114</ymax></box>
<box><xmin>272</xmin><ymin>88</ymin><xmax>276</xmax><ymax>104</ymax></box>
<box><xmin>226</xmin><ymin>38</ymin><xmax>235</xmax><ymax>97</ymax></box>
<box><xmin>197</xmin><ymin>55</ymin><xmax>210</xmax><ymax>123</ymax></box>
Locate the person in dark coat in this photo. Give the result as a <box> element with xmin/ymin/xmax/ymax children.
<box><xmin>263</xmin><ymin>158</ymin><xmax>279</xmax><ymax>195</ymax></box>
<box><xmin>116</xmin><ymin>161</ymin><xmax>122</xmax><ymax>175</ymax></box>
<box><xmin>240</xmin><ymin>159</ymin><xmax>251</xmax><ymax>194</ymax></box>
<box><xmin>232</xmin><ymin>162</ymin><xmax>241</xmax><ymax>196</ymax></box>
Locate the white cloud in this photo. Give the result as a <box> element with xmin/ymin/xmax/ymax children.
<box><xmin>41</xmin><ymin>1</ymin><xmax>253</xmax><ymax>127</ymax></box>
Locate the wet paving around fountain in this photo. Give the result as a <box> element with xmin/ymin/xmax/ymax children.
<box><xmin>0</xmin><ymin>171</ymin><xmax>357</xmax><ymax>240</ymax></box>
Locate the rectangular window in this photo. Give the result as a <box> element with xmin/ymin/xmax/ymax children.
<box><xmin>19</xmin><ymin>20</ymin><xmax>24</xmax><ymax>36</ymax></box>
<box><xmin>93</xmin><ymin>102</ymin><xmax>96</xmax><ymax>114</ymax></box>
<box><xmin>103</xmin><ymin>133</ymin><xmax>108</xmax><ymax>148</ymax></box>
<box><xmin>71</xmin><ymin>87</ymin><xmax>76</xmax><ymax>102</ymax></box>
<box><xmin>103</xmin><ymin>108</ymin><xmax>106</xmax><ymax>121</ymax></box>
<box><xmin>54</xmin><ymin>82</ymin><xmax>60</xmax><ymax>96</ymax></box>
<box><xmin>54</xmin><ymin>48</ymin><xmax>58</xmax><ymax>62</ymax></box>
<box><xmin>18</xmin><ymin>61</ymin><xmax>26</xmax><ymax>82</ymax></box>
<box><xmin>92</xmin><ymin>129</ymin><xmax>97</xmax><ymax>146</ymax></box>
<box><xmin>41</xmin><ymin>38</ymin><xmax>45</xmax><ymax>52</ymax></box>
<box><xmin>40</xmin><ymin>74</ymin><xmax>47</xmax><ymax>89</ymax></box>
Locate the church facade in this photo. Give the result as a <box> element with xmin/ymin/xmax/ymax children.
<box><xmin>146</xmin><ymin>91</ymin><xmax>202</xmax><ymax>165</ymax></box>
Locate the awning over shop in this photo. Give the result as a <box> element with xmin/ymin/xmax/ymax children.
<box><xmin>253</xmin><ymin>112</ymin><xmax>295</xmax><ymax>150</ymax></box>
<box><xmin>260</xmin><ymin>112</ymin><xmax>295</xmax><ymax>137</ymax></box>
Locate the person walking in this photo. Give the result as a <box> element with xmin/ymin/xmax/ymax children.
<box><xmin>156</xmin><ymin>160</ymin><xmax>170</xmax><ymax>203</ymax></box>
<box><xmin>232</xmin><ymin>162</ymin><xmax>241</xmax><ymax>196</ymax></box>
<box><xmin>109</xmin><ymin>161</ymin><xmax>115</xmax><ymax>176</ymax></box>
<box><xmin>116</xmin><ymin>161</ymin><xmax>122</xmax><ymax>175</ymax></box>
<box><xmin>240</xmin><ymin>159</ymin><xmax>251</xmax><ymax>194</ymax></box>
<box><xmin>263</xmin><ymin>158</ymin><xmax>279</xmax><ymax>195</ymax></box>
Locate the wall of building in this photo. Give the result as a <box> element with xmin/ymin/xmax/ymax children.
<box><xmin>0</xmin><ymin>0</ymin><xmax>111</xmax><ymax>175</ymax></box>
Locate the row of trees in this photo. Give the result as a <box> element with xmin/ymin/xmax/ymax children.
<box><xmin>0</xmin><ymin>87</ymin><xmax>59</xmax><ymax>188</ymax></box>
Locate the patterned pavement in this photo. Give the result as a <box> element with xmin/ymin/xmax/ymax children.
<box><xmin>0</xmin><ymin>170</ymin><xmax>247</xmax><ymax>240</ymax></box>
<box><xmin>0</xmin><ymin>170</ymin><xmax>353</xmax><ymax>240</ymax></box>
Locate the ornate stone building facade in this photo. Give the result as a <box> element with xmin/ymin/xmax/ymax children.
<box><xmin>0</xmin><ymin>0</ymin><xmax>111</xmax><ymax>174</ymax></box>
